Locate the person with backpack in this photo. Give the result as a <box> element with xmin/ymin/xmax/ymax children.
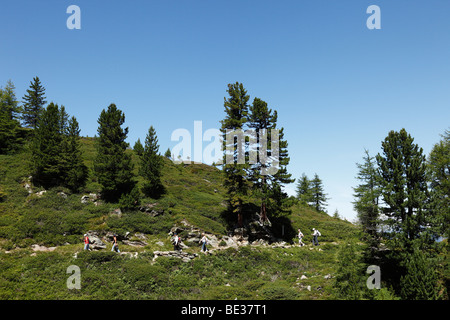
<box><xmin>112</xmin><ymin>234</ymin><xmax>120</xmax><ymax>253</ymax></box>
<box><xmin>199</xmin><ymin>233</ymin><xmax>208</xmax><ymax>253</ymax></box>
<box><xmin>312</xmin><ymin>228</ymin><xmax>321</xmax><ymax>246</ymax></box>
<box><xmin>83</xmin><ymin>234</ymin><xmax>91</xmax><ymax>251</ymax></box>
<box><xmin>172</xmin><ymin>233</ymin><xmax>181</xmax><ymax>251</ymax></box>
<box><xmin>298</xmin><ymin>228</ymin><xmax>305</xmax><ymax>247</ymax></box>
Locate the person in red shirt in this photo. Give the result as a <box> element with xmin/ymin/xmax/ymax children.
<box><xmin>83</xmin><ymin>234</ymin><xmax>91</xmax><ymax>251</ymax></box>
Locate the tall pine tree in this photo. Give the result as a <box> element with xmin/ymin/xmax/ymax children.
<box><xmin>310</xmin><ymin>173</ymin><xmax>329</xmax><ymax>212</ymax></box>
<box><xmin>62</xmin><ymin>116</ymin><xmax>88</xmax><ymax>192</ymax></box>
<box><xmin>220</xmin><ymin>82</ymin><xmax>251</xmax><ymax>227</ymax></box>
<box><xmin>140</xmin><ymin>125</ymin><xmax>164</xmax><ymax>198</ymax></box>
<box><xmin>376</xmin><ymin>129</ymin><xmax>433</xmax><ymax>251</ymax></box>
<box><xmin>31</xmin><ymin>103</ymin><xmax>64</xmax><ymax>187</ymax></box>
<box><xmin>22</xmin><ymin>76</ymin><xmax>46</xmax><ymax>129</ymax></box>
<box><xmin>296</xmin><ymin>173</ymin><xmax>313</xmax><ymax>205</ymax></box>
<box><xmin>248</xmin><ymin>97</ymin><xmax>294</xmax><ymax>222</ymax></box>
<box><xmin>352</xmin><ymin>149</ymin><xmax>381</xmax><ymax>254</ymax></box>
<box><xmin>0</xmin><ymin>80</ymin><xmax>22</xmax><ymax>153</ymax></box>
<box><xmin>94</xmin><ymin>104</ymin><xmax>135</xmax><ymax>202</ymax></box>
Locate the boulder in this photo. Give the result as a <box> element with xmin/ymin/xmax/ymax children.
<box><xmin>86</xmin><ymin>231</ymin><xmax>106</xmax><ymax>250</ymax></box>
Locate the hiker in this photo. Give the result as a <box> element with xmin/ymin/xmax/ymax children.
<box><xmin>83</xmin><ymin>234</ymin><xmax>91</xmax><ymax>251</ymax></box>
<box><xmin>111</xmin><ymin>234</ymin><xmax>120</xmax><ymax>253</ymax></box>
<box><xmin>298</xmin><ymin>228</ymin><xmax>305</xmax><ymax>246</ymax></box>
<box><xmin>312</xmin><ymin>228</ymin><xmax>321</xmax><ymax>246</ymax></box>
<box><xmin>199</xmin><ymin>233</ymin><xmax>208</xmax><ymax>253</ymax></box>
<box><xmin>172</xmin><ymin>233</ymin><xmax>181</xmax><ymax>251</ymax></box>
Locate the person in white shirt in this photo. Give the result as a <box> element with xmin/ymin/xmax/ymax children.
<box><xmin>298</xmin><ymin>228</ymin><xmax>305</xmax><ymax>246</ymax></box>
<box><xmin>312</xmin><ymin>228</ymin><xmax>321</xmax><ymax>246</ymax></box>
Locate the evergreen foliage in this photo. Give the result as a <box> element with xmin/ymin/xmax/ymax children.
<box><xmin>30</xmin><ymin>103</ymin><xmax>87</xmax><ymax>191</ymax></box>
<box><xmin>220</xmin><ymin>82</ymin><xmax>251</xmax><ymax>226</ymax></box>
<box><xmin>140</xmin><ymin>126</ymin><xmax>164</xmax><ymax>198</ymax></box>
<box><xmin>310</xmin><ymin>173</ymin><xmax>329</xmax><ymax>212</ymax></box>
<box><xmin>0</xmin><ymin>80</ymin><xmax>22</xmax><ymax>153</ymax></box>
<box><xmin>94</xmin><ymin>104</ymin><xmax>135</xmax><ymax>202</ymax></box>
<box><xmin>21</xmin><ymin>76</ymin><xmax>46</xmax><ymax>129</ymax></box>
<box><xmin>296</xmin><ymin>173</ymin><xmax>313</xmax><ymax>205</ymax></box>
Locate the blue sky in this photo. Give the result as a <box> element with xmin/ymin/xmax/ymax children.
<box><xmin>1</xmin><ymin>0</ymin><xmax>449</xmax><ymax>221</ymax></box>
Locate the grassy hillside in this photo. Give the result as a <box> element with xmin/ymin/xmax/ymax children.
<box><xmin>0</xmin><ymin>138</ymin><xmax>364</xmax><ymax>300</ymax></box>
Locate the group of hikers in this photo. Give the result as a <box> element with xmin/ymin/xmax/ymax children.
<box><xmin>297</xmin><ymin>228</ymin><xmax>321</xmax><ymax>247</ymax></box>
<box><xmin>172</xmin><ymin>232</ymin><xmax>208</xmax><ymax>253</ymax></box>
<box><xmin>83</xmin><ymin>229</ymin><xmax>321</xmax><ymax>252</ymax></box>
<box><xmin>83</xmin><ymin>233</ymin><xmax>120</xmax><ymax>252</ymax></box>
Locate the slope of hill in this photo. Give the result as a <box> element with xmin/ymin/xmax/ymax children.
<box><xmin>0</xmin><ymin>138</ymin><xmax>362</xmax><ymax>300</ymax></box>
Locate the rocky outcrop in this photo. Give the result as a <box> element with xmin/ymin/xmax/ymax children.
<box><xmin>86</xmin><ymin>232</ymin><xmax>106</xmax><ymax>250</ymax></box>
<box><xmin>153</xmin><ymin>250</ymin><xmax>198</xmax><ymax>263</ymax></box>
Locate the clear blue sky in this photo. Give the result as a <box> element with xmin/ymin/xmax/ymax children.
<box><xmin>1</xmin><ymin>0</ymin><xmax>449</xmax><ymax>221</ymax></box>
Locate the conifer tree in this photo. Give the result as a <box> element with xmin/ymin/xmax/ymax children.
<box><xmin>62</xmin><ymin>116</ymin><xmax>88</xmax><ymax>192</ymax></box>
<box><xmin>140</xmin><ymin>125</ymin><xmax>164</xmax><ymax>198</ymax></box>
<box><xmin>248</xmin><ymin>97</ymin><xmax>294</xmax><ymax>222</ymax></box>
<box><xmin>22</xmin><ymin>76</ymin><xmax>46</xmax><ymax>129</ymax></box>
<box><xmin>428</xmin><ymin>129</ymin><xmax>450</xmax><ymax>239</ymax></box>
<box><xmin>220</xmin><ymin>82</ymin><xmax>251</xmax><ymax>227</ymax></box>
<box><xmin>133</xmin><ymin>138</ymin><xmax>144</xmax><ymax>156</ymax></box>
<box><xmin>296</xmin><ymin>173</ymin><xmax>313</xmax><ymax>206</ymax></box>
<box><xmin>352</xmin><ymin>149</ymin><xmax>381</xmax><ymax>254</ymax></box>
<box><xmin>0</xmin><ymin>80</ymin><xmax>21</xmax><ymax>153</ymax></box>
<box><xmin>94</xmin><ymin>104</ymin><xmax>135</xmax><ymax>202</ymax></box>
<box><xmin>31</xmin><ymin>103</ymin><xmax>64</xmax><ymax>187</ymax></box>
<box><xmin>310</xmin><ymin>173</ymin><xmax>329</xmax><ymax>212</ymax></box>
<box><xmin>376</xmin><ymin>129</ymin><xmax>432</xmax><ymax>250</ymax></box>
<box><xmin>400</xmin><ymin>248</ymin><xmax>442</xmax><ymax>300</ymax></box>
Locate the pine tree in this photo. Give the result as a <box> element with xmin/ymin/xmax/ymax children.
<box><xmin>248</xmin><ymin>97</ymin><xmax>294</xmax><ymax>222</ymax></box>
<box><xmin>428</xmin><ymin>129</ymin><xmax>450</xmax><ymax>239</ymax></box>
<box><xmin>400</xmin><ymin>248</ymin><xmax>442</xmax><ymax>300</ymax></box>
<box><xmin>22</xmin><ymin>76</ymin><xmax>46</xmax><ymax>129</ymax></box>
<box><xmin>0</xmin><ymin>80</ymin><xmax>21</xmax><ymax>153</ymax></box>
<box><xmin>140</xmin><ymin>125</ymin><xmax>164</xmax><ymax>198</ymax></box>
<box><xmin>376</xmin><ymin>129</ymin><xmax>432</xmax><ymax>250</ymax></box>
<box><xmin>133</xmin><ymin>138</ymin><xmax>144</xmax><ymax>156</ymax></box>
<box><xmin>94</xmin><ymin>104</ymin><xmax>135</xmax><ymax>202</ymax></box>
<box><xmin>31</xmin><ymin>103</ymin><xmax>64</xmax><ymax>187</ymax></box>
<box><xmin>310</xmin><ymin>173</ymin><xmax>329</xmax><ymax>212</ymax></box>
<box><xmin>296</xmin><ymin>173</ymin><xmax>313</xmax><ymax>205</ymax></box>
<box><xmin>62</xmin><ymin>116</ymin><xmax>88</xmax><ymax>192</ymax></box>
<box><xmin>352</xmin><ymin>149</ymin><xmax>381</xmax><ymax>253</ymax></box>
<box><xmin>220</xmin><ymin>82</ymin><xmax>251</xmax><ymax>227</ymax></box>
<box><xmin>164</xmin><ymin>147</ymin><xmax>171</xmax><ymax>158</ymax></box>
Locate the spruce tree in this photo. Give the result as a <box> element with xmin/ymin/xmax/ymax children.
<box><xmin>400</xmin><ymin>248</ymin><xmax>442</xmax><ymax>300</ymax></box>
<box><xmin>140</xmin><ymin>125</ymin><xmax>164</xmax><ymax>198</ymax></box>
<box><xmin>310</xmin><ymin>173</ymin><xmax>329</xmax><ymax>212</ymax></box>
<box><xmin>94</xmin><ymin>104</ymin><xmax>135</xmax><ymax>202</ymax></box>
<box><xmin>428</xmin><ymin>129</ymin><xmax>450</xmax><ymax>239</ymax></box>
<box><xmin>62</xmin><ymin>116</ymin><xmax>88</xmax><ymax>192</ymax></box>
<box><xmin>248</xmin><ymin>97</ymin><xmax>294</xmax><ymax>222</ymax></box>
<box><xmin>0</xmin><ymin>80</ymin><xmax>21</xmax><ymax>153</ymax></box>
<box><xmin>31</xmin><ymin>103</ymin><xmax>64</xmax><ymax>187</ymax></box>
<box><xmin>296</xmin><ymin>173</ymin><xmax>313</xmax><ymax>205</ymax></box>
<box><xmin>376</xmin><ymin>129</ymin><xmax>431</xmax><ymax>250</ymax></box>
<box><xmin>133</xmin><ymin>138</ymin><xmax>144</xmax><ymax>156</ymax></box>
<box><xmin>352</xmin><ymin>149</ymin><xmax>381</xmax><ymax>254</ymax></box>
<box><xmin>22</xmin><ymin>76</ymin><xmax>46</xmax><ymax>129</ymax></box>
<box><xmin>220</xmin><ymin>82</ymin><xmax>251</xmax><ymax>227</ymax></box>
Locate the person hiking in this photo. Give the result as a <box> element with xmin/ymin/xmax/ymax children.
<box><xmin>298</xmin><ymin>228</ymin><xmax>305</xmax><ymax>247</ymax></box>
<box><xmin>83</xmin><ymin>234</ymin><xmax>91</xmax><ymax>251</ymax></box>
<box><xmin>111</xmin><ymin>234</ymin><xmax>120</xmax><ymax>253</ymax></box>
<box><xmin>172</xmin><ymin>233</ymin><xmax>181</xmax><ymax>251</ymax></box>
<box><xmin>312</xmin><ymin>228</ymin><xmax>321</xmax><ymax>246</ymax></box>
<box><xmin>199</xmin><ymin>233</ymin><xmax>208</xmax><ymax>253</ymax></box>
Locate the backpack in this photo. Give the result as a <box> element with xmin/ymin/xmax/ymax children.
<box><xmin>317</xmin><ymin>230</ymin><xmax>321</xmax><ymax>237</ymax></box>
